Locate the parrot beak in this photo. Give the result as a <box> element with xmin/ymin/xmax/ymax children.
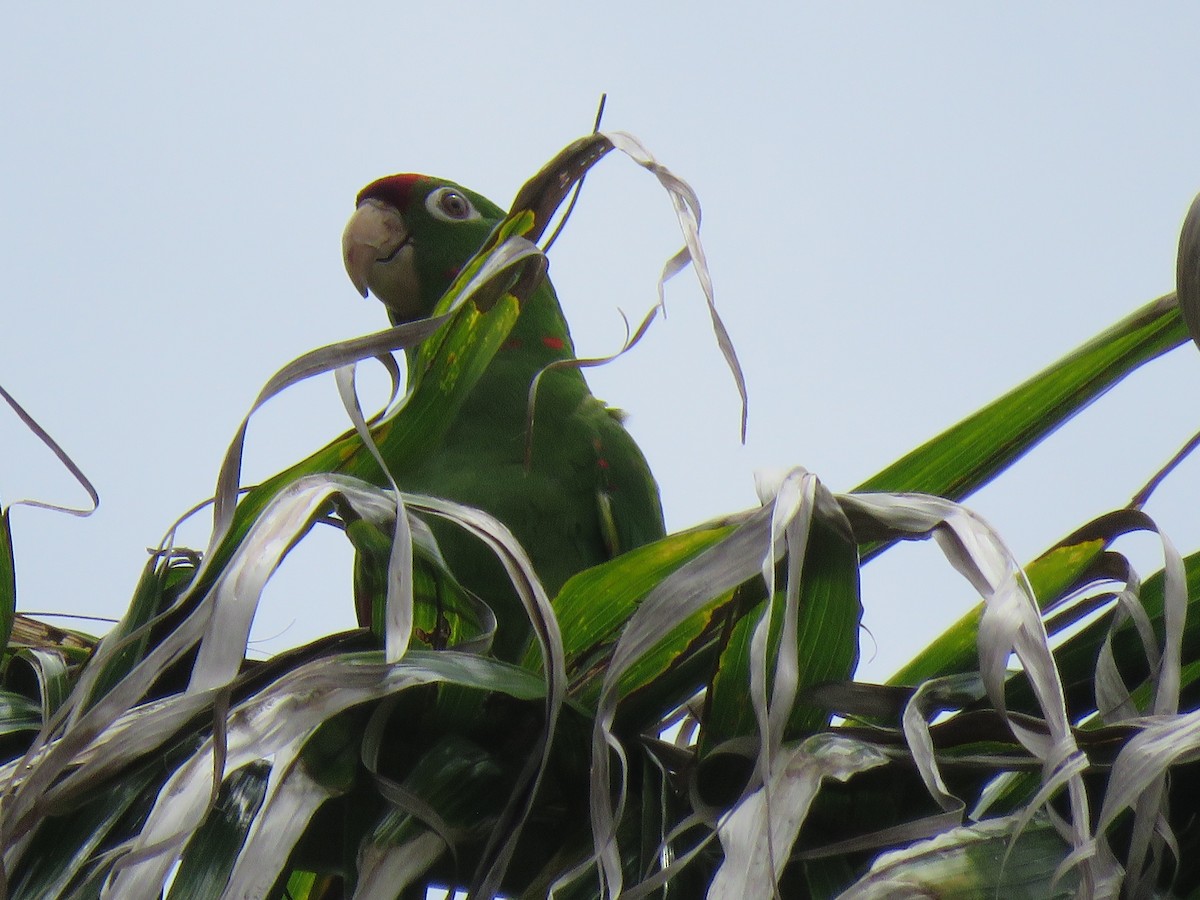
<box><xmin>342</xmin><ymin>199</ymin><xmax>411</xmax><ymax>299</ymax></box>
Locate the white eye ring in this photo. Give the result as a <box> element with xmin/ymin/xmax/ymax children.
<box><xmin>426</xmin><ymin>187</ymin><xmax>479</xmax><ymax>222</ymax></box>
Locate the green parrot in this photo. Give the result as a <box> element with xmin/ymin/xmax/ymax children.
<box><xmin>341</xmin><ymin>173</ymin><xmax>665</xmax><ymax>660</ymax></box>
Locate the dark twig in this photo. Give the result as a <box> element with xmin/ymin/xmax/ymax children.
<box><xmin>1129</xmin><ymin>426</ymin><xmax>1200</xmax><ymax>509</ymax></box>
<box><xmin>542</xmin><ymin>93</ymin><xmax>607</xmax><ymax>253</ymax></box>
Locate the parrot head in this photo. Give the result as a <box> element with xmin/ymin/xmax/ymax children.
<box><xmin>342</xmin><ymin>175</ymin><xmax>506</xmax><ymax>324</ymax></box>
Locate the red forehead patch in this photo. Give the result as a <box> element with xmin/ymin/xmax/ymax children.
<box><xmin>356</xmin><ymin>174</ymin><xmax>422</xmax><ymax>210</ymax></box>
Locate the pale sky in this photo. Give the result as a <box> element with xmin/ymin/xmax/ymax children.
<box><xmin>3</xmin><ymin>5</ymin><xmax>1200</xmax><ymax>682</ymax></box>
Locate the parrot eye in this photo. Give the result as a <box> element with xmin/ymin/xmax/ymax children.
<box><xmin>427</xmin><ymin>188</ymin><xmax>479</xmax><ymax>222</ymax></box>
